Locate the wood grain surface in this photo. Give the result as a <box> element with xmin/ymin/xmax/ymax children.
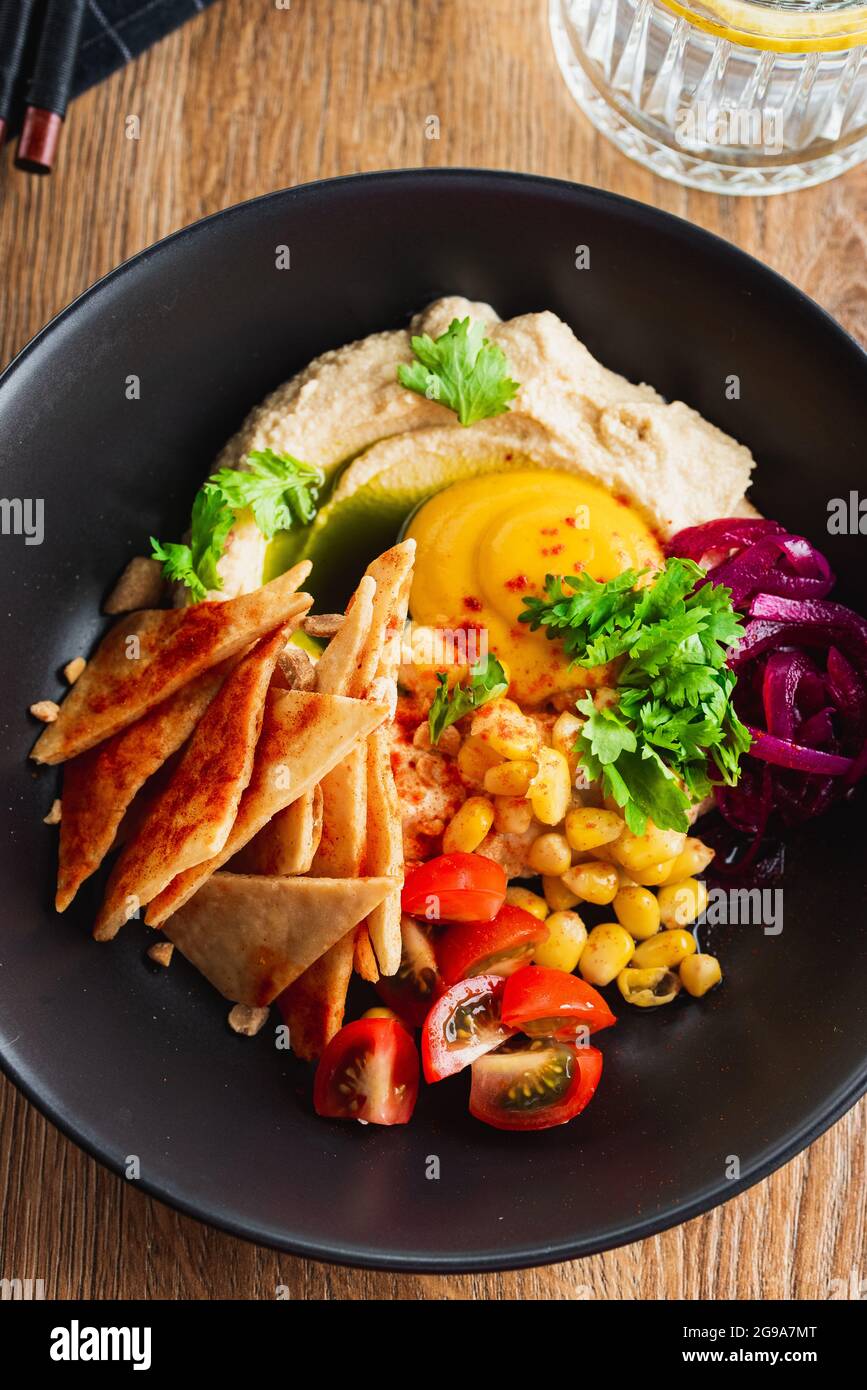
<box><xmin>1</xmin><ymin>0</ymin><xmax>865</xmax><ymax>1301</ymax></box>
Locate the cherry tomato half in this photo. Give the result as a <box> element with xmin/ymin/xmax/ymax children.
<box><xmin>469</xmin><ymin>1041</ymin><xmax>603</xmax><ymax>1131</ymax></box>
<box><xmin>436</xmin><ymin>904</ymin><xmax>549</xmax><ymax>986</ymax></box>
<box><xmin>374</xmin><ymin>915</ymin><xmax>444</xmax><ymax>1028</ymax></box>
<box><xmin>422</xmin><ymin>974</ymin><xmax>516</xmax><ymax>1083</ymax></box>
<box><xmin>501</xmin><ymin>965</ymin><xmax>616</xmax><ymax>1039</ymax></box>
<box><xmin>313</xmin><ymin>1017</ymin><xmax>419</xmax><ymax>1125</ymax></box>
<box><xmin>401</xmin><ymin>852</ymin><xmax>506</xmax><ymax>924</ymax></box>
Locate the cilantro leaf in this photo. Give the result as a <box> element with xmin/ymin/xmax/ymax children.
<box><xmin>428</xmin><ymin>654</ymin><xmax>509</xmax><ymax>745</ymax></box>
<box><xmin>529</xmin><ymin>559</ymin><xmax>750</xmax><ymax>831</ymax></box>
<box><xmin>397</xmin><ymin>317</ymin><xmax>519</xmax><ymax>426</ymax></box>
<box><xmin>151</xmin><ymin>451</ymin><xmax>324</xmax><ymax>604</ymax></box>
<box><xmin>150</xmin><ymin>482</ymin><xmax>233</xmax><ymax>601</ymax></box>
<box><xmin>149</xmin><ymin>538</ymin><xmax>206</xmax><ymax>602</ymax></box>
<box><xmin>575</xmin><ymin>696</ymin><xmax>636</xmax><ymax>764</ymax></box>
<box><xmin>211</xmin><ymin>449</ymin><xmax>324</xmax><ymax>539</ymax></box>
<box><xmin>603</xmin><ymin>747</ymin><xmax>692</xmax><ymax>835</ymax></box>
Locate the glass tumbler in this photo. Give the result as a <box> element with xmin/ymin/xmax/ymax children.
<box><xmin>550</xmin><ymin>0</ymin><xmax>867</xmax><ymax>193</ymax></box>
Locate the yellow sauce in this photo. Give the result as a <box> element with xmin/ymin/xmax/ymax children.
<box><xmin>406</xmin><ymin>471</ymin><xmax>664</xmax><ymax>705</ymax></box>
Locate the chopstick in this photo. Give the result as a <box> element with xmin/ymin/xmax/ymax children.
<box><xmin>0</xmin><ymin>0</ymin><xmax>36</xmax><ymax>148</ymax></box>
<box><xmin>16</xmin><ymin>0</ymin><xmax>88</xmax><ymax>174</ymax></box>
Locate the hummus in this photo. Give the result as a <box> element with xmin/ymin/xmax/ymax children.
<box><xmin>207</xmin><ymin>295</ymin><xmax>756</xmax><ymax>600</ymax></box>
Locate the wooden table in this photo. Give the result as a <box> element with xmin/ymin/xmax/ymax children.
<box><xmin>1</xmin><ymin>0</ymin><xmax>864</xmax><ymax>1301</ymax></box>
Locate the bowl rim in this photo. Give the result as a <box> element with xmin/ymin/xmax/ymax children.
<box><xmin>2</xmin><ymin>167</ymin><xmax>866</xmax><ymax>1273</ymax></box>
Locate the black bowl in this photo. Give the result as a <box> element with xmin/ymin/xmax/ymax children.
<box><xmin>2</xmin><ymin>170</ymin><xmax>866</xmax><ymax>1272</ymax></box>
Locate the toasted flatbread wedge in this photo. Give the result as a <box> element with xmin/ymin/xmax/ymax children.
<box><xmin>301</xmin><ymin>576</ymin><xmax>378</xmax><ymax>1001</ymax></box>
<box><xmin>56</xmin><ymin>660</ymin><xmax>235</xmax><ymax>912</ymax></box>
<box><xmin>347</xmin><ymin>542</ymin><xmax>414</xmax><ymax>704</ymax></box>
<box><xmin>279</xmin><ymin>543</ymin><xmax>414</xmax><ymax>1053</ymax></box>
<box><xmin>313</xmin><ymin>574</ymin><xmax>375</xmax><ymax>697</ymax></box>
<box><xmin>310</xmin><ymin>745</ymin><xmax>367</xmax><ymax>876</ymax></box>
<box><xmin>357</xmin><ymin>543</ymin><xmax>413</xmax><ymax>974</ymax></box>
<box><xmin>31</xmin><ymin>562</ymin><xmax>312</xmax><ymax>764</ymax></box>
<box><xmin>353</xmin><ymin>922</ymin><xmax>380</xmax><ymax>982</ymax></box>
<box><xmin>162</xmin><ymin>873</ymin><xmax>392</xmax><ymax>1006</ymax></box>
<box><xmin>93</xmin><ymin>627</ymin><xmax>288</xmax><ymax>940</ymax></box>
<box><xmin>278</xmin><ymin>946</ymin><xmax>356</xmax><ymax>1061</ymax></box>
<box><xmin>146</xmin><ymin>688</ymin><xmax>387</xmax><ymax>925</ymax></box>
<box><xmin>231</xmin><ymin>784</ymin><xmax>323</xmax><ymax>876</ymax></box>
<box><xmin>363</xmin><ymin>725</ymin><xmax>404</xmax><ymax>976</ymax></box>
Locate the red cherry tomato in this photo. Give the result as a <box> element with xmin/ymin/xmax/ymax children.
<box><xmin>401</xmin><ymin>852</ymin><xmax>506</xmax><ymax>924</ymax></box>
<box><xmin>469</xmin><ymin>1041</ymin><xmax>603</xmax><ymax>1131</ymax></box>
<box><xmin>421</xmin><ymin>974</ymin><xmax>516</xmax><ymax>1083</ymax></box>
<box><xmin>436</xmin><ymin>904</ymin><xmax>549</xmax><ymax>986</ymax></box>
<box><xmin>374</xmin><ymin>916</ymin><xmax>444</xmax><ymax>1028</ymax></box>
<box><xmin>313</xmin><ymin>1017</ymin><xmax>419</xmax><ymax>1125</ymax></box>
<box><xmin>501</xmin><ymin>965</ymin><xmax>616</xmax><ymax>1039</ymax></box>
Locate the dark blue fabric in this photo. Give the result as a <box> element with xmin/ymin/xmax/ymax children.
<box><xmin>75</xmin><ymin>0</ymin><xmax>219</xmax><ymax>98</ymax></box>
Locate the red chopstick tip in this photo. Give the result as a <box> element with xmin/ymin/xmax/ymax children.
<box><xmin>16</xmin><ymin>107</ymin><xmax>63</xmax><ymax>174</ymax></box>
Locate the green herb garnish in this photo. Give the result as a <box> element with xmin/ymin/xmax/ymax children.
<box><xmin>397</xmin><ymin>317</ymin><xmax>519</xmax><ymax>427</ymax></box>
<box><xmin>150</xmin><ymin>449</ymin><xmax>323</xmax><ymax>600</ymax></box>
<box><xmin>428</xmin><ymin>654</ymin><xmax>509</xmax><ymax>745</ymax></box>
<box><xmin>150</xmin><ymin>483</ymin><xmax>233</xmax><ymax>602</ymax></box>
<box><xmin>521</xmin><ymin>559</ymin><xmax>751</xmax><ymax>834</ymax></box>
<box><xmin>211</xmin><ymin>449</ymin><xmax>323</xmax><ymax>538</ymax></box>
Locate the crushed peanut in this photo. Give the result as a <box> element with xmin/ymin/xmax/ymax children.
<box><xmin>228</xmin><ymin>1003</ymin><xmax>269</xmax><ymax>1037</ymax></box>
<box><xmin>43</xmin><ymin>799</ymin><xmax>62</xmax><ymax>825</ymax></box>
<box><xmin>276</xmin><ymin>645</ymin><xmax>317</xmax><ymax>690</ymax></box>
<box><xmin>302</xmin><ymin>612</ymin><xmax>344</xmax><ymax>640</ymax></box>
<box><xmin>103</xmin><ymin>556</ymin><xmax>164</xmax><ymax>614</ymax></box>
<box><xmin>30</xmin><ymin>700</ymin><xmax>60</xmax><ymax>723</ymax></box>
<box><xmin>147</xmin><ymin>941</ymin><xmax>174</xmax><ymax>967</ymax></box>
<box><xmin>63</xmin><ymin>656</ymin><xmax>86</xmax><ymax>684</ymax></box>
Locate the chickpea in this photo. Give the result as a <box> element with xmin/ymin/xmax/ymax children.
<box><xmin>579</xmin><ymin>922</ymin><xmax>635</xmax><ymax>986</ymax></box>
<box><xmin>613</xmin><ymin>885</ymin><xmax>660</xmax><ymax>940</ymax></box>
<box><xmin>561</xmin><ymin>861</ymin><xmax>619</xmax><ymax>905</ymax></box>
<box><xmin>680</xmin><ymin>954</ymin><xmax>722</xmax><ymax>997</ymax></box>
<box><xmin>442</xmin><ymin>797</ymin><xmax>495</xmax><ymax>854</ymax></box>
<box><xmin>533</xmin><ymin>910</ymin><xmax>587</xmax><ymax>973</ymax></box>
<box><xmin>617</xmin><ymin>967</ymin><xmax>681</xmax><ymax>1007</ymax></box>
<box><xmin>529</xmin><ymin>746</ymin><xmax>572</xmax><ymax>826</ymax></box>
<box><xmin>542</xmin><ymin>875</ymin><xmax>581</xmax><ymax>912</ymax></box>
<box><xmin>564</xmin><ymin>806</ymin><xmax>625</xmax><ymax>853</ymax></box>
<box><xmin>493</xmin><ymin>795</ymin><xmax>533</xmax><ymax>835</ymax></box>
<box><xmin>632</xmin><ymin>929</ymin><xmax>697</xmax><ymax>970</ymax></box>
<box><xmin>527</xmin><ymin>832</ymin><xmax>572</xmax><ymax>877</ymax></box>
<box><xmin>610</xmin><ymin>824</ymin><xmax>687</xmax><ymax>874</ymax></box>
<box><xmin>505</xmin><ymin>886</ymin><xmax>549</xmax><ymax>921</ymax></box>
<box><xmin>457</xmin><ymin>736</ymin><xmax>502</xmax><ymax>787</ymax></box>
<box><xmin>484</xmin><ymin>759</ymin><xmax>538</xmax><ymax>797</ymax></box>
<box><xmin>660</xmin><ymin>837</ymin><xmax>715</xmax><ymax>883</ymax></box>
<box><xmin>657</xmin><ymin>877</ymin><xmax>708</xmax><ymax>928</ymax></box>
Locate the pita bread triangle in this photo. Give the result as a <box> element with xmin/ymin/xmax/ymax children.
<box><xmin>56</xmin><ymin>658</ymin><xmax>236</xmax><ymax>912</ymax></box>
<box><xmin>231</xmin><ymin>783</ymin><xmax>323</xmax><ymax>876</ymax></box>
<box><xmin>162</xmin><ymin>873</ymin><xmax>393</xmax><ymax>1006</ymax></box>
<box><xmin>145</xmin><ymin>687</ymin><xmax>387</xmax><ymax>926</ymax></box>
<box><xmin>32</xmin><ymin>561</ymin><xmax>312</xmax><ymax>764</ymax></box>
<box><xmin>278</xmin><ymin>541</ymin><xmax>414</xmax><ymax>1057</ymax></box>
<box><xmin>93</xmin><ymin>626</ymin><xmax>288</xmax><ymax>940</ymax></box>
<box><xmin>277</xmin><ymin>947</ymin><xmax>355</xmax><ymax>1061</ymax></box>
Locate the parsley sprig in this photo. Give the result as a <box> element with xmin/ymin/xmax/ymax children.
<box><xmin>211</xmin><ymin>449</ymin><xmax>323</xmax><ymax>537</ymax></box>
<box><xmin>521</xmin><ymin>560</ymin><xmax>751</xmax><ymax>834</ymax></box>
<box><xmin>150</xmin><ymin>449</ymin><xmax>323</xmax><ymax>600</ymax></box>
<box><xmin>428</xmin><ymin>655</ymin><xmax>509</xmax><ymax>745</ymax></box>
<box><xmin>150</xmin><ymin>484</ymin><xmax>233</xmax><ymax>603</ymax></box>
<box><xmin>397</xmin><ymin>317</ymin><xmax>519</xmax><ymax>427</ymax></box>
